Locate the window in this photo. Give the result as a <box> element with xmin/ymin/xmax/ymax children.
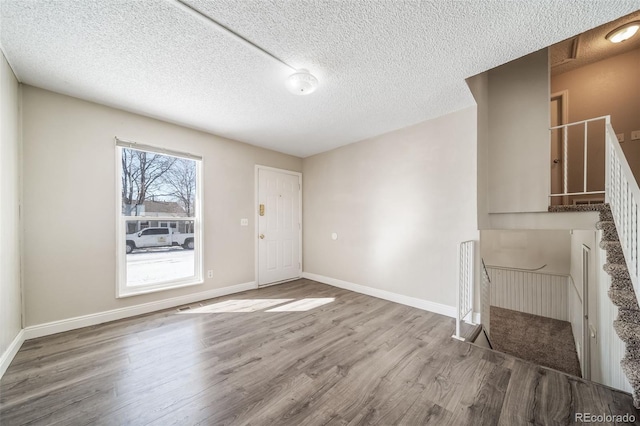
<box><xmin>116</xmin><ymin>139</ymin><xmax>202</xmax><ymax>297</ymax></box>
<box><xmin>142</xmin><ymin>228</ymin><xmax>170</xmax><ymax>235</ymax></box>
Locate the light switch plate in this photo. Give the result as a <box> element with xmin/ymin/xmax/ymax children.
<box><xmin>631</xmin><ymin>130</ymin><xmax>640</xmax><ymax>141</ymax></box>
<box><xmin>617</xmin><ymin>133</ymin><xmax>625</xmax><ymax>143</ymax></box>
<box><xmin>240</xmin><ymin>218</ymin><xmax>248</xmax><ymax>226</ymax></box>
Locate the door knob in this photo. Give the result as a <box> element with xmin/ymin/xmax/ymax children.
<box><xmin>259</xmin><ymin>234</ymin><xmax>265</xmax><ymax>239</ymax></box>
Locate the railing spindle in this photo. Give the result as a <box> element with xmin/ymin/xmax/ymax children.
<box><xmin>583</xmin><ymin>122</ymin><xmax>588</xmax><ymax>193</ymax></box>
<box><xmin>604</xmin><ymin>122</ymin><xmax>640</xmax><ymax>306</ymax></box>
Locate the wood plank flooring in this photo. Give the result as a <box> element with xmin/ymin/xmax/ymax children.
<box><xmin>1</xmin><ymin>279</ymin><xmax>638</xmax><ymax>425</ymax></box>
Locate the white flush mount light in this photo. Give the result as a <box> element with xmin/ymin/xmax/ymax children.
<box><xmin>606</xmin><ymin>21</ymin><xmax>640</xmax><ymax>43</ymax></box>
<box><xmin>286</xmin><ymin>69</ymin><xmax>319</xmax><ymax>95</ymax></box>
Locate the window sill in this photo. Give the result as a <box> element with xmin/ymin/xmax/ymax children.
<box><xmin>117</xmin><ymin>278</ymin><xmax>203</xmax><ymax>298</ymax></box>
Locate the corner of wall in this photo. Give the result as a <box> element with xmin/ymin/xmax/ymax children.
<box><xmin>0</xmin><ymin>50</ymin><xmax>25</xmax><ymax>379</ymax></box>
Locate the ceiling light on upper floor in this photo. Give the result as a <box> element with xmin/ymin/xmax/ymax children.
<box><xmin>606</xmin><ymin>21</ymin><xmax>640</xmax><ymax>43</ymax></box>
<box><xmin>286</xmin><ymin>69</ymin><xmax>319</xmax><ymax>95</ymax></box>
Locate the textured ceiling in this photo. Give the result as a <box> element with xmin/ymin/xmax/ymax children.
<box><xmin>550</xmin><ymin>10</ymin><xmax>640</xmax><ymax>76</ymax></box>
<box><xmin>1</xmin><ymin>1</ymin><xmax>639</xmax><ymax>157</ymax></box>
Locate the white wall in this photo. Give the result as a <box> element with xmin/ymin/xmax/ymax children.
<box><xmin>481</xmin><ymin>230</ymin><xmax>571</xmax><ymax>275</ymax></box>
<box><xmin>568</xmin><ymin>230</ymin><xmax>597</xmax><ymax>377</ymax></box>
<box><xmin>487</xmin><ymin>268</ymin><xmax>568</xmax><ymax>321</ymax></box>
<box><xmin>21</xmin><ymin>86</ymin><xmax>302</xmax><ymax>327</ymax></box>
<box><xmin>567</xmin><ymin>229</ymin><xmax>631</xmax><ymax>391</ymax></box>
<box><xmin>568</xmin><ymin>273</ymin><xmax>584</xmax><ymax>372</ymax></box>
<box><xmin>302</xmin><ymin>107</ymin><xmax>478</xmax><ymax>310</ymax></box>
<box><xmin>482</xmin><ymin>230</ymin><xmax>571</xmax><ymax>322</ymax></box>
<box><xmin>486</xmin><ymin>49</ymin><xmax>550</xmax><ymax>214</ymax></box>
<box><xmin>0</xmin><ymin>51</ymin><xmax>22</xmax><ymax>373</ymax></box>
<box><xmin>589</xmin><ymin>231</ymin><xmax>632</xmax><ymax>392</ymax></box>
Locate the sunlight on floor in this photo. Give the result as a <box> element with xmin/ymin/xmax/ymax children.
<box><xmin>182</xmin><ymin>299</ymin><xmax>293</xmax><ymax>313</ymax></box>
<box><xmin>266</xmin><ymin>298</ymin><xmax>335</xmax><ymax>312</ymax></box>
<box><xmin>178</xmin><ymin>298</ymin><xmax>335</xmax><ymax>314</ymax></box>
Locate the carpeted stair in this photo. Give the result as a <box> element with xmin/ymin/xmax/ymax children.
<box><xmin>551</xmin><ymin>203</ymin><xmax>640</xmax><ymax>406</ymax></box>
<box><xmin>596</xmin><ymin>205</ymin><xmax>640</xmax><ymax>408</ymax></box>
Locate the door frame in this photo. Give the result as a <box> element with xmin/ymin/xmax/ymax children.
<box><xmin>550</xmin><ymin>90</ymin><xmax>569</xmax><ymax>205</ymax></box>
<box><xmin>582</xmin><ymin>244</ymin><xmax>591</xmax><ymax>380</ymax></box>
<box><xmin>254</xmin><ymin>165</ymin><xmax>303</xmax><ymax>288</ymax></box>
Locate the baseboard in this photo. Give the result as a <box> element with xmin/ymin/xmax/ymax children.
<box><xmin>0</xmin><ymin>329</ymin><xmax>25</xmax><ymax>378</ymax></box>
<box><xmin>302</xmin><ymin>272</ymin><xmax>456</xmax><ymax>318</ymax></box>
<box><xmin>23</xmin><ymin>281</ymin><xmax>256</xmax><ymax>340</ymax></box>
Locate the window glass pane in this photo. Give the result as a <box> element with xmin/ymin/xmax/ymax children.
<box><xmin>118</xmin><ymin>144</ymin><xmax>200</xmax><ymax>295</ymax></box>
<box><xmin>124</xmin><ymin>219</ymin><xmax>196</xmax><ymax>287</ymax></box>
<box><xmin>121</xmin><ymin>148</ymin><xmax>197</xmax><ymax>217</ymax></box>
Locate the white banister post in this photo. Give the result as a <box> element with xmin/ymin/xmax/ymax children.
<box><xmin>583</xmin><ymin>122</ymin><xmax>588</xmax><ymax>193</ymax></box>
<box><xmin>564</xmin><ymin>125</ymin><xmax>568</xmax><ymax>195</ymax></box>
<box><xmin>453</xmin><ymin>240</ymin><xmax>476</xmax><ymax>341</ymax></box>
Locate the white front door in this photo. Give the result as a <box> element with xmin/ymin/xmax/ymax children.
<box><xmin>257</xmin><ymin>167</ymin><xmax>301</xmax><ymax>286</ymax></box>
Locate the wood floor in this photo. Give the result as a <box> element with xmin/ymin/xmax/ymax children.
<box><xmin>1</xmin><ymin>279</ymin><xmax>637</xmax><ymax>425</ymax></box>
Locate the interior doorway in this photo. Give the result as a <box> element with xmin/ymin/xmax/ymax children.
<box><xmin>255</xmin><ymin>166</ymin><xmax>302</xmax><ymax>287</ymax></box>
<box><xmin>550</xmin><ymin>90</ymin><xmax>568</xmax><ymax>206</ymax></box>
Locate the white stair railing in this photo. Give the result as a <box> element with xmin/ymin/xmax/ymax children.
<box><xmin>453</xmin><ymin>240</ymin><xmax>475</xmax><ymax>341</ymax></box>
<box><xmin>481</xmin><ymin>259</ymin><xmax>491</xmax><ymax>339</ymax></box>
<box><xmin>550</xmin><ymin>116</ymin><xmax>609</xmax><ymax>203</ymax></box>
<box><xmin>605</xmin><ymin>122</ymin><xmax>640</xmax><ymax>301</ymax></box>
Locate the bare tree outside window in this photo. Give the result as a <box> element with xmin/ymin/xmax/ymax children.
<box><xmin>121</xmin><ymin>148</ymin><xmax>195</xmax><ymax>217</ymax></box>
<box><xmin>163</xmin><ymin>158</ymin><xmax>197</xmax><ymax>217</ymax></box>
<box><xmin>118</xmin><ymin>144</ymin><xmax>201</xmax><ymax>295</ymax></box>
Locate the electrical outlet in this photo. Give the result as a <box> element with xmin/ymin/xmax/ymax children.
<box><xmin>207</xmin><ymin>270</ymin><xmax>213</xmax><ymax>278</ymax></box>
<box><xmin>617</xmin><ymin>133</ymin><xmax>625</xmax><ymax>143</ymax></box>
<box><xmin>631</xmin><ymin>130</ymin><xmax>640</xmax><ymax>141</ymax></box>
<box><xmin>240</xmin><ymin>218</ymin><xmax>248</xmax><ymax>226</ymax></box>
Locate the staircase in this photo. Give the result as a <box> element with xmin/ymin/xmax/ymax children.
<box><xmin>598</xmin><ymin>205</ymin><xmax>640</xmax><ymax>408</ymax></box>
<box><xmin>547</xmin><ymin>118</ymin><xmax>640</xmax><ymax>406</ymax></box>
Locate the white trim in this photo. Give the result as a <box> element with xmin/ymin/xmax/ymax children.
<box><xmin>115</xmin><ymin>144</ymin><xmax>204</xmax><ymax>298</ymax></box>
<box><xmin>258</xmin><ymin>277</ymin><xmax>301</xmax><ymax>289</ymax></box>
<box><xmin>0</xmin><ymin>330</ymin><xmax>25</xmax><ymax>379</ymax></box>
<box><xmin>115</xmin><ymin>137</ymin><xmax>202</xmax><ymax>161</ymax></box>
<box><xmin>550</xmin><ymin>90</ymin><xmax>569</xmax><ymax>127</ymax></box>
<box><xmin>582</xmin><ymin>244</ymin><xmax>591</xmax><ymax>380</ymax></box>
<box><xmin>255</xmin><ymin>165</ymin><xmax>303</xmax><ymax>287</ymax></box>
<box><xmin>117</xmin><ymin>279</ymin><xmax>203</xmax><ymax>299</ymax></box>
<box><xmin>550</xmin><ymin>90</ymin><xmax>568</xmax><ymax>203</ymax></box>
<box><xmin>302</xmin><ymin>272</ymin><xmax>457</xmax><ymax>318</ymax></box>
<box><xmin>23</xmin><ymin>281</ymin><xmax>256</xmax><ymax>340</ymax></box>
<box><xmin>121</xmin><ymin>215</ymin><xmax>197</xmax><ymax>222</ymax></box>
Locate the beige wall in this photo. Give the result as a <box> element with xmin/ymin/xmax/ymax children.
<box><xmin>302</xmin><ymin>107</ymin><xmax>478</xmax><ymax>308</ymax></box>
<box><xmin>481</xmin><ymin>230</ymin><xmax>571</xmax><ymax>275</ymax></box>
<box><xmin>551</xmin><ymin>48</ymin><xmax>640</xmax><ymax>184</ymax></box>
<box><xmin>0</xmin><ymin>52</ymin><xmax>22</xmax><ymax>362</ymax></box>
<box><xmin>487</xmin><ymin>49</ymin><xmax>550</xmax><ymax>213</ymax></box>
<box><xmin>21</xmin><ymin>86</ymin><xmax>301</xmax><ymax>326</ymax></box>
<box><xmin>466</xmin><ymin>72</ymin><xmax>490</xmax><ymax>229</ymax></box>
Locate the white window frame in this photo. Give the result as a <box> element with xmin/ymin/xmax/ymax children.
<box><xmin>115</xmin><ymin>139</ymin><xmax>203</xmax><ymax>298</ymax></box>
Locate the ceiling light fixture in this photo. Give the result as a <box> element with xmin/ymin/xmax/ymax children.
<box><xmin>286</xmin><ymin>69</ymin><xmax>319</xmax><ymax>95</ymax></box>
<box><xmin>606</xmin><ymin>21</ymin><xmax>640</xmax><ymax>43</ymax></box>
<box><xmin>169</xmin><ymin>0</ymin><xmax>320</xmax><ymax>96</ymax></box>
